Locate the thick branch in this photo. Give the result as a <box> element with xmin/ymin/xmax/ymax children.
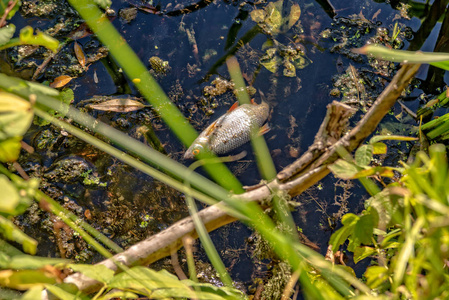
<box><xmin>45</xmin><ymin>63</ymin><xmax>420</xmax><ymax>298</ymax></box>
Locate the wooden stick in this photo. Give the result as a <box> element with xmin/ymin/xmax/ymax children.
<box><xmin>42</xmin><ymin>63</ymin><xmax>420</xmax><ymax>298</ymax></box>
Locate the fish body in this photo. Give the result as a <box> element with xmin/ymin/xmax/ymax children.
<box><xmin>184</xmin><ymin>101</ymin><xmax>270</xmax><ymax>159</ymax></box>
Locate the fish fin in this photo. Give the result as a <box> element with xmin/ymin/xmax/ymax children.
<box><xmin>204</xmin><ymin>119</ymin><xmax>220</xmax><ymax>136</ymax></box>
<box><xmin>258</xmin><ymin>123</ymin><xmax>270</xmax><ymax>136</ymax></box>
<box><xmin>228</xmin><ymin>101</ymin><xmax>239</xmax><ymax>112</ymax></box>
<box><xmin>251</xmin><ymin>98</ymin><xmax>256</xmax><ymax>105</ymax></box>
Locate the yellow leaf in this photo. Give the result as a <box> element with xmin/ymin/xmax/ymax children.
<box><xmin>50</xmin><ymin>75</ymin><xmax>73</xmax><ymax>88</ymax></box>
<box><xmin>74</xmin><ymin>41</ymin><xmax>86</xmax><ymax>67</ymax></box>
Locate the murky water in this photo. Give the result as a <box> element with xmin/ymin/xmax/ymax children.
<box><xmin>4</xmin><ymin>0</ymin><xmax>445</xmax><ymax>294</ymax></box>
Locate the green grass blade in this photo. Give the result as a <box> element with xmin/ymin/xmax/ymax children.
<box><xmin>67</xmin><ymin>0</ymin><xmax>243</xmax><ymax>193</ymax></box>
<box><xmin>32</xmin><ymin>107</ymin><xmax>242</xmax><ymax>217</ymax></box>
<box><xmin>226</xmin><ymin>56</ymin><xmax>277</xmax><ymax>180</ymax></box>
<box><xmin>355</xmin><ymin>44</ymin><xmax>449</xmax><ymax>69</ymax></box>
<box><xmin>185</xmin><ymin>193</ymin><xmax>234</xmax><ymax>287</ymax></box>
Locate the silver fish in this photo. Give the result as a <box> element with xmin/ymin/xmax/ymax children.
<box><xmin>184</xmin><ymin>100</ymin><xmax>270</xmax><ymax>159</ymax></box>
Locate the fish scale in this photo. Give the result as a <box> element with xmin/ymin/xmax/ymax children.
<box><xmin>210</xmin><ymin>107</ymin><xmax>264</xmax><ymax>154</ymax></box>
<box><xmin>184</xmin><ymin>101</ymin><xmax>270</xmax><ymax>159</ymax></box>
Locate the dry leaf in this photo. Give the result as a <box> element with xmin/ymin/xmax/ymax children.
<box><xmin>74</xmin><ymin>41</ymin><xmax>86</xmax><ymax>67</ymax></box>
<box><xmin>50</xmin><ymin>75</ymin><xmax>73</xmax><ymax>88</ymax></box>
<box><xmin>87</xmin><ymin>98</ymin><xmax>148</xmax><ymax>112</ymax></box>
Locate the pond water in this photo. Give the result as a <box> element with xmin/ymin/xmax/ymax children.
<box><xmin>3</xmin><ymin>0</ymin><xmax>446</xmax><ymax>296</ymax></box>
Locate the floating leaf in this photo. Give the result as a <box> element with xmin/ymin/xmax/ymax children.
<box><xmin>328</xmin><ymin>159</ymin><xmax>361</xmax><ymax>179</ymax></box>
<box><xmin>250</xmin><ymin>7</ymin><xmax>265</xmax><ymax>23</ymax></box>
<box><xmin>69</xmin><ymin>264</ymin><xmax>114</xmax><ymax>283</ymax></box>
<box><xmin>19</xmin><ymin>26</ymin><xmax>59</xmax><ymax>52</ymax></box>
<box><xmin>50</xmin><ymin>75</ymin><xmax>73</xmax><ymax>88</ymax></box>
<box><xmin>284</xmin><ymin>4</ymin><xmax>301</xmax><ymax>31</ymax></box>
<box><xmin>355</xmin><ymin>144</ymin><xmax>373</xmax><ymax>167</ymax></box>
<box><xmin>74</xmin><ymin>41</ymin><xmax>86</xmax><ymax>67</ymax></box>
<box><xmin>260</xmin><ymin>48</ymin><xmax>282</xmax><ymax>73</ymax></box>
<box><xmin>250</xmin><ymin>0</ymin><xmax>301</xmax><ymax>35</ymax></box>
<box><xmin>87</xmin><ymin>98</ymin><xmax>148</xmax><ymax>112</ymax></box>
<box><xmin>0</xmin><ymin>24</ymin><xmax>15</xmax><ymax>46</ymax></box>
<box><xmin>0</xmin><ymin>92</ymin><xmax>33</xmax><ymax>140</ymax></box>
<box><xmin>0</xmin><ymin>137</ymin><xmax>22</xmax><ymax>162</ymax></box>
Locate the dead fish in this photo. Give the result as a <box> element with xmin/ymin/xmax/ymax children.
<box><xmin>184</xmin><ymin>100</ymin><xmax>270</xmax><ymax>159</ymax></box>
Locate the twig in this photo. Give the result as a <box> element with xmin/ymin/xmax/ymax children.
<box><xmin>0</xmin><ymin>0</ymin><xmax>18</xmax><ymax>28</ymax></box>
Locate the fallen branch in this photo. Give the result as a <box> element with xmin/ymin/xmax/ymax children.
<box><xmin>44</xmin><ymin>63</ymin><xmax>420</xmax><ymax>298</ymax></box>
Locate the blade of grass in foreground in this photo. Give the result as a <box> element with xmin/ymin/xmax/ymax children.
<box><xmin>0</xmin><ymin>73</ymin><xmax>236</xmax><ymax>205</ymax></box>
<box><xmin>32</xmin><ymin>106</ymin><xmax>243</xmax><ymax>218</ymax></box>
<box><xmin>226</xmin><ymin>57</ymin><xmax>299</xmax><ymax>242</ymax></box>
<box><xmin>67</xmin><ymin>0</ymin><xmax>243</xmax><ymax>193</ymax></box>
<box><xmin>226</xmin><ymin>56</ymin><xmax>277</xmax><ymax>180</ymax></box>
<box><xmin>354</xmin><ymin>44</ymin><xmax>449</xmax><ymax>70</ymax></box>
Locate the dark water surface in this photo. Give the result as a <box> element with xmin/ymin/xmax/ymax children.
<box><xmin>4</xmin><ymin>0</ymin><xmax>445</xmax><ymax>295</ymax></box>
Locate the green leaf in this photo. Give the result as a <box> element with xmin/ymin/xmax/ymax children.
<box><xmin>329</xmin><ymin>214</ymin><xmax>359</xmax><ymax>252</ymax></box>
<box><xmin>364</xmin><ymin>266</ymin><xmax>389</xmax><ymax>289</ymax></box>
<box><xmin>250</xmin><ymin>0</ymin><xmax>301</xmax><ymax>35</ymax></box>
<box><xmin>19</xmin><ymin>26</ymin><xmax>59</xmax><ymax>52</ymax></box>
<box><xmin>369</xmin><ymin>135</ymin><xmax>418</xmax><ymax>144</ymax></box>
<box><xmin>0</xmin><ymin>175</ymin><xmax>19</xmax><ymax>213</ymax></box>
<box><xmin>0</xmin><ymin>287</ymin><xmax>23</xmax><ymax>300</ymax></box>
<box><xmin>260</xmin><ymin>48</ymin><xmax>282</xmax><ymax>73</ymax></box>
<box><xmin>0</xmin><ymin>91</ymin><xmax>33</xmax><ymax>140</ymax></box>
<box><xmin>0</xmin><ymin>269</ymin><xmax>57</xmax><ymax>290</ymax></box>
<box><xmin>68</xmin><ymin>264</ymin><xmax>114</xmax><ymax>283</ymax></box>
<box><xmin>45</xmin><ymin>283</ymin><xmax>90</xmax><ymax>300</ymax></box>
<box><xmin>354</xmin><ymin>44</ymin><xmax>449</xmax><ymax>70</ymax></box>
<box><xmin>0</xmin><ymin>216</ymin><xmax>37</xmax><ymax>254</ymax></box>
<box><xmin>20</xmin><ymin>286</ymin><xmax>43</xmax><ymax>300</ymax></box>
<box><xmin>371</xmin><ymin>142</ymin><xmax>387</xmax><ymax>154</ymax></box>
<box><xmin>328</xmin><ymin>159</ymin><xmax>361</xmax><ymax>179</ymax></box>
<box><xmin>353</xmin><ymin>246</ymin><xmax>376</xmax><ymax>264</ymax></box>
<box><xmin>0</xmin><ymin>137</ymin><xmax>22</xmax><ymax>162</ymax></box>
<box><xmin>0</xmin><ymin>24</ymin><xmax>15</xmax><ymax>46</ymax></box>
<box><xmin>16</xmin><ymin>286</ymin><xmax>44</xmax><ymax>300</ymax></box>
<box><xmin>350</xmin><ymin>208</ymin><xmax>378</xmax><ymax>250</ymax></box>
<box><xmin>0</xmin><ymin>253</ymin><xmax>68</xmax><ymax>269</ymax></box>
<box><xmin>355</xmin><ymin>145</ymin><xmax>373</xmax><ymax>167</ymax></box>
<box><xmin>108</xmin><ymin>267</ymin><xmax>183</xmax><ymax>290</ymax></box>
<box><xmin>26</xmin><ymin>81</ymin><xmax>60</xmax><ymax>97</ymax></box>
<box><xmin>97</xmin><ymin>290</ymin><xmax>138</xmax><ymax>300</ymax></box>
<box><xmin>0</xmin><ymin>0</ymin><xmax>20</xmax><ymax>20</ymax></box>
<box><xmin>352</xmin><ymin>166</ymin><xmax>395</xmax><ymax>178</ymax></box>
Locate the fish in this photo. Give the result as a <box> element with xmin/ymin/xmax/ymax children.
<box><xmin>184</xmin><ymin>100</ymin><xmax>270</xmax><ymax>159</ymax></box>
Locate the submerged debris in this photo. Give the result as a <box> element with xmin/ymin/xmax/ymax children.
<box><xmin>149</xmin><ymin>56</ymin><xmax>171</xmax><ymax>76</ymax></box>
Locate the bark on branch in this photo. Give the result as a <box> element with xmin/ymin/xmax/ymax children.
<box><xmin>45</xmin><ymin>63</ymin><xmax>420</xmax><ymax>297</ymax></box>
